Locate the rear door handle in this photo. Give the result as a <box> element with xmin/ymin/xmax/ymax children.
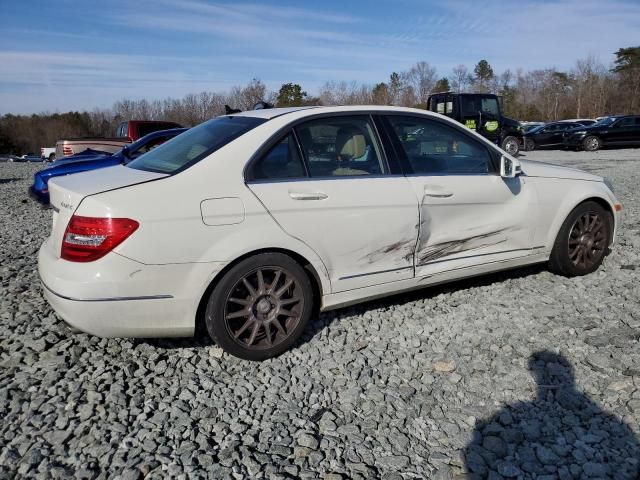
<box><xmin>424</xmin><ymin>190</ymin><xmax>453</xmax><ymax>198</ymax></box>
<box><xmin>288</xmin><ymin>191</ymin><xmax>328</xmax><ymax>200</ymax></box>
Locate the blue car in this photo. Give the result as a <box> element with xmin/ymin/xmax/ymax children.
<box><xmin>29</xmin><ymin>128</ymin><xmax>187</xmax><ymax>204</ymax></box>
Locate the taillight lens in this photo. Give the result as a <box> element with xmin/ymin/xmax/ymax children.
<box><xmin>63</xmin><ymin>146</ymin><xmax>73</xmax><ymax>156</ymax></box>
<box><xmin>61</xmin><ymin>215</ymin><xmax>139</xmax><ymax>262</ymax></box>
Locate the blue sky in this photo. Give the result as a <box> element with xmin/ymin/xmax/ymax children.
<box><xmin>1</xmin><ymin>0</ymin><xmax>639</xmax><ymax>114</ymax></box>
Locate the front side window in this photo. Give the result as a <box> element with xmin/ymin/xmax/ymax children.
<box><xmin>295</xmin><ymin>116</ymin><xmax>385</xmax><ymax>177</ymax></box>
<box><xmin>250</xmin><ymin>133</ymin><xmax>306</xmax><ymax>180</ymax></box>
<box><xmin>387</xmin><ymin>115</ymin><xmax>494</xmax><ymax>175</ymax></box>
<box><xmin>127</xmin><ymin>116</ymin><xmax>265</xmax><ymax>174</ymax></box>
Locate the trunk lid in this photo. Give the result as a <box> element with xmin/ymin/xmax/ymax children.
<box><xmin>47</xmin><ymin>165</ymin><xmax>166</xmax><ymax>258</ymax></box>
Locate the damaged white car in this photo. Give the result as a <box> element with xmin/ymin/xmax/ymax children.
<box><xmin>39</xmin><ymin>106</ymin><xmax>622</xmax><ymax>360</ymax></box>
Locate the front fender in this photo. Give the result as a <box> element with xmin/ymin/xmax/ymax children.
<box><xmin>530</xmin><ymin>178</ymin><xmax>619</xmax><ymax>250</ymax></box>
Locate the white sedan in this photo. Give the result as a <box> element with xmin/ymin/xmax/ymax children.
<box><xmin>39</xmin><ymin>106</ymin><xmax>622</xmax><ymax>360</ymax></box>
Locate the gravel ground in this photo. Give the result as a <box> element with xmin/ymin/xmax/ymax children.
<box><xmin>1</xmin><ymin>148</ymin><xmax>640</xmax><ymax>480</ymax></box>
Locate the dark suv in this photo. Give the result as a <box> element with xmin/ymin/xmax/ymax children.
<box><xmin>563</xmin><ymin>115</ymin><xmax>640</xmax><ymax>151</ymax></box>
<box><xmin>426</xmin><ymin>92</ymin><xmax>523</xmax><ymax>155</ymax></box>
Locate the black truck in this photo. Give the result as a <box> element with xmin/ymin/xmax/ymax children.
<box><xmin>426</xmin><ymin>92</ymin><xmax>523</xmax><ymax>155</ymax></box>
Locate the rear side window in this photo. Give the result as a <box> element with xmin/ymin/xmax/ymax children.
<box><xmin>251</xmin><ymin>134</ymin><xmax>306</xmax><ymax>180</ymax></box>
<box><xmin>387</xmin><ymin>115</ymin><xmax>494</xmax><ymax>175</ymax></box>
<box><xmin>127</xmin><ymin>116</ymin><xmax>265</xmax><ymax>174</ymax></box>
<box><xmin>295</xmin><ymin>116</ymin><xmax>385</xmax><ymax>177</ymax></box>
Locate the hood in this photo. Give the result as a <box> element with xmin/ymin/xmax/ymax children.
<box><xmin>520</xmin><ymin>159</ymin><xmax>602</xmax><ymax>182</ymax></box>
<box><xmin>502</xmin><ymin>116</ymin><xmax>521</xmax><ymax>128</ymax></box>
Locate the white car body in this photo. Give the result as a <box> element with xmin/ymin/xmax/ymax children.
<box><xmin>38</xmin><ymin>106</ymin><xmax>621</xmax><ymax>339</ymax></box>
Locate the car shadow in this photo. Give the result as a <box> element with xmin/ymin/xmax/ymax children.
<box><xmin>463</xmin><ymin>351</ymin><xmax>640</xmax><ymax>479</ymax></box>
<box><xmin>0</xmin><ymin>178</ymin><xmax>24</xmax><ymax>184</ymax></box>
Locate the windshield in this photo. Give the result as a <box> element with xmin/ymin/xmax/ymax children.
<box><xmin>127</xmin><ymin>116</ymin><xmax>265</xmax><ymax>174</ymax></box>
<box><xmin>592</xmin><ymin>117</ymin><xmax>616</xmax><ymax>127</ymax></box>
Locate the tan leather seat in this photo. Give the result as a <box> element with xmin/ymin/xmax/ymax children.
<box><xmin>335</xmin><ymin>127</ymin><xmax>366</xmax><ymax>160</ymax></box>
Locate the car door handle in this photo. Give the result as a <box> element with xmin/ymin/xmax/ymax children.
<box><xmin>288</xmin><ymin>191</ymin><xmax>328</xmax><ymax>200</ymax></box>
<box><xmin>424</xmin><ymin>189</ymin><xmax>454</xmax><ymax>198</ymax></box>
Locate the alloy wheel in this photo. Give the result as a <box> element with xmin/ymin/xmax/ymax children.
<box><xmin>504</xmin><ymin>139</ymin><xmax>519</xmax><ymax>155</ymax></box>
<box><xmin>223</xmin><ymin>267</ymin><xmax>304</xmax><ymax>350</ymax></box>
<box><xmin>568</xmin><ymin>211</ymin><xmax>606</xmax><ymax>270</ymax></box>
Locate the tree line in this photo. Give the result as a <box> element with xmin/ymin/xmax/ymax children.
<box><xmin>1</xmin><ymin>47</ymin><xmax>638</xmax><ymax>154</ymax></box>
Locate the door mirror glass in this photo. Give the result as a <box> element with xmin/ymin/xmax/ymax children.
<box><xmin>500</xmin><ymin>155</ymin><xmax>521</xmax><ymax>178</ymax></box>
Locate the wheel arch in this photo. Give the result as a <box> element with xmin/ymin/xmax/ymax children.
<box><xmin>547</xmin><ymin>194</ymin><xmax>616</xmax><ymax>250</ymax></box>
<box><xmin>194</xmin><ymin>247</ymin><xmax>324</xmax><ymax>336</ymax></box>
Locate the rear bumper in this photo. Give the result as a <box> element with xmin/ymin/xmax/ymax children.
<box><xmin>38</xmin><ymin>239</ymin><xmax>224</xmax><ymax>338</ymax></box>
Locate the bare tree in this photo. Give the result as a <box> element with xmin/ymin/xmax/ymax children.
<box><xmin>406</xmin><ymin>61</ymin><xmax>437</xmax><ymax>104</ymax></box>
<box><xmin>451</xmin><ymin>64</ymin><xmax>472</xmax><ymax>93</ymax></box>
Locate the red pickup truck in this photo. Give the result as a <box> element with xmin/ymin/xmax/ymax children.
<box><xmin>56</xmin><ymin>120</ymin><xmax>182</xmax><ymax>158</ymax></box>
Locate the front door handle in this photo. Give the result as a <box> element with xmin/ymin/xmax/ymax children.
<box><xmin>424</xmin><ymin>190</ymin><xmax>453</xmax><ymax>198</ymax></box>
<box><xmin>289</xmin><ymin>191</ymin><xmax>328</xmax><ymax>200</ymax></box>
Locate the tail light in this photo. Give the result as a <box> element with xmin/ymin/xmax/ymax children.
<box><xmin>61</xmin><ymin>215</ymin><xmax>139</xmax><ymax>262</ymax></box>
<box><xmin>63</xmin><ymin>146</ymin><xmax>74</xmax><ymax>156</ymax></box>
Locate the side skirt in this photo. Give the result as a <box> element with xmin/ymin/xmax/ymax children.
<box><xmin>320</xmin><ymin>252</ymin><xmax>550</xmax><ymax>311</ymax></box>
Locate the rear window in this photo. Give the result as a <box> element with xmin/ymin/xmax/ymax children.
<box><xmin>127</xmin><ymin>116</ymin><xmax>265</xmax><ymax>174</ymax></box>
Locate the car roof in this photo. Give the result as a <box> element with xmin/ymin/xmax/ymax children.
<box><xmin>230</xmin><ymin>105</ymin><xmax>448</xmax><ymax>120</ymax></box>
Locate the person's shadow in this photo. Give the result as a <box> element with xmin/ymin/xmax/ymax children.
<box><xmin>464</xmin><ymin>350</ymin><xmax>640</xmax><ymax>479</ymax></box>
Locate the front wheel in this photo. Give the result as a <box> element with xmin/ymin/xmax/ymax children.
<box><xmin>501</xmin><ymin>136</ymin><xmax>520</xmax><ymax>156</ymax></box>
<box><xmin>523</xmin><ymin>138</ymin><xmax>536</xmax><ymax>151</ymax></box>
<box><xmin>582</xmin><ymin>136</ymin><xmax>601</xmax><ymax>152</ymax></box>
<box><xmin>549</xmin><ymin>201</ymin><xmax>611</xmax><ymax>276</ymax></box>
<box><xmin>205</xmin><ymin>253</ymin><xmax>314</xmax><ymax>360</ymax></box>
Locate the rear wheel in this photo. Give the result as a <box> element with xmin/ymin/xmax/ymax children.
<box><xmin>582</xmin><ymin>136</ymin><xmax>601</xmax><ymax>152</ymax></box>
<box><xmin>549</xmin><ymin>201</ymin><xmax>610</xmax><ymax>276</ymax></box>
<box><xmin>501</xmin><ymin>136</ymin><xmax>520</xmax><ymax>156</ymax></box>
<box><xmin>205</xmin><ymin>253</ymin><xmax>314</xmax><ymax>360</ymax></box>
<box><xmin>48</xmin><ymin>153</ymin><xmax>56</xmax><ymax>162</ymax></box>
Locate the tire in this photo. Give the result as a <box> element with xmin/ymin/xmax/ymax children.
<box><xmin>549</xmin><ymin>201</ymin><xmax>611</xmax><ymax>277</ymax></box>
<box><xmin>501</xmin><ymin>136</ymin><xmax>520</xmax><ymax>156</ymax></box>
<box><xmin>582</xmin><ymin>135</ymin><xmax>601</xmax><ymax>152</ymax></box>
<box><xmin>48</xmin><ymin>154</ymin><xmax>56</xmax><ymax>162</ymax></box>
<box><xmin>524</xmin><ymin>138</ymin><xmax>536</xmax><ymax>151</ymax></box>
<box><xmin>205</xmin><ymin>253</ymin><xmax>314</xmax><ymax>361</ymax></box>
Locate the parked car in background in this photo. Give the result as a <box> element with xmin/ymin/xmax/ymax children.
<box><xmin>8</xmin><ymin>154</ymin><xmax>41</xmax><ymax>162</ymax></box>
<box><xmin>563</xmin><ymin>115</ymin><xmax>640</xmax><ymax>151</ymax></box>
<box><xmin>524</xmin><ymin>121</ymin><xmax>587</xmax><ymax>150</ymax></box>
<box><xmin>41</xmin><ymin>147</ymin><xmax>56</xmax><ymax>162</ymax></box>
<box><xmin>55</xmin><ymin>120</ymin><xmax>182</xmax><ymax>159</ymax></box>
<box><xmin>30</xmin><ymin>128</ymin><xmax>187</xmax><ymax>204</ymax></box>
<box><xmin>521</xmin><ymin>121</ymin><xmax>545</xmax><ymax>133</ymax></box>
<box><xmin>38</xmin><ymin>106</ymin><xmax>620</xmax><ymax>360</ymax></box>
<box><xmin>560</xmin><ymin>118</ymin><xmax>596</xmax><ymax>126</ymax></box>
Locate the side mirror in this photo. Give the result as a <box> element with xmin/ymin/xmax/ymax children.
<box><xmin>500</xmin><ymin>155</ymin><xmax>522</xmax><ymax>178</ymax></box>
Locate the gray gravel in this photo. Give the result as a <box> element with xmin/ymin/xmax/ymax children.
<box><xmin>1</xmin><ymin>148</ymin><xmax>640</xmax><ymax>479</ymax></box>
